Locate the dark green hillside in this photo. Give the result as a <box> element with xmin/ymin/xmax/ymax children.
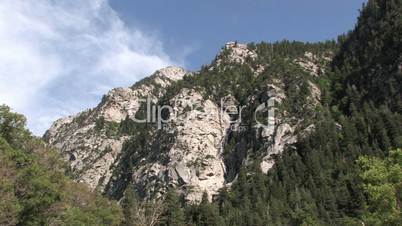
<box><xmin>154</xmin><ymin>1</ymin><xmax>402</xmax><ymax>225</ymax></box>
<box><xmin>0</xmin><ymin>105</ymin><xmax>123</xmax><ymax>226</ymax></box>
<box><xmin>1</xmin><ymin>0</ymin><xmax>401</xmax><ymax>225</ymax></box>
<box><xmin>332</xmin><ymin>0</ymin><xmax>402</xmax><ymax>113</ymax></box>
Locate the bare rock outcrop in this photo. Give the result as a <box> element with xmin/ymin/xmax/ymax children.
<box><xmin>44</xmin><ymin>42</ymin><xmax>328</xmax><ymax>203</ymax></box>
<box><xmin>212</xmin><ymin>42</ymin><xmax>265</xmax><ymax>76</ymax></box>
<box><xmin>130</xmin><ymin>89</ymin><xmax>231</xmax><ymax>202</ymax></box>
<box><xmin>257</xmin><ymin>79</ymin><xmax>320</xmax><ymax>173</ymax></box>
<box><xmin>44</xmin><ymin>66</ymin><xmax>187</xmax><ymax>191</ymax></box>
<box><xmin>294</xmin><ymin>51</ymin><xmax>332</xmax><ymax>77</ymax></box>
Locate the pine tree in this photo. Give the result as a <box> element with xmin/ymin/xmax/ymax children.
<box><xmin>121</xmin><ymin>184</ymin><xmax>141</xmax><ymax>226</ymax></box>
<box><xmin>197</xmin><ymin>192</ymin><xmax>223</xmax><ymax>226</ymax></box>
<box><xmin>159</xmin><ymin>191</ymin><xmax>185</xmax><ymax>226</ymax></box>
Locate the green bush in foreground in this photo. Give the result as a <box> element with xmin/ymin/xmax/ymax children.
<box><xmin>0</xmin><ymin>105</ymin><xmax>123</xmax><ymax>226</ymax></box>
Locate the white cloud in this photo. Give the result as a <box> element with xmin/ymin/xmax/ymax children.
<box><xmin>0</xmin><ymin>0</ymin><xmax>177</xmax><ymax>135</ymax></box>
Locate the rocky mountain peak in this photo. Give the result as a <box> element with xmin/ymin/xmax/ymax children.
<box><xmin>43</xmin><ymin>66</ymin><xmax>189</xmax><ymax>192</ymax></box>
<box><xmin>219</xmin><ymin>41</ymin><xmax>258</xmax><ymax>64</ymax></box>
<box><xmin>210</xmin><ymin>41</ymin><xmax>263</xmax><ymax>75</ymax></box>
<box><xmin>44</xmin><ymin>41</ymin><xmax>332</xmax><ymax>203</ymax></box>
<box><xmin>154</xmin><ymin>66</ymin><xmax>187</xmax><ymax>81</ymax></box>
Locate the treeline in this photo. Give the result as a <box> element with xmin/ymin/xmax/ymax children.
<box><xmin>140</xmin><ymin>0</ymin><xmax>402</xmax><ymax>225</ymax></box>
<box><xmin>0</xmin><ymin>105</ymin><xmax>122</xmax><ymax>225</ymax></box>
<box><xmin>1</xmin><ymin>0</ymin><xmax>401</xmax><ymax>225</ymax></box>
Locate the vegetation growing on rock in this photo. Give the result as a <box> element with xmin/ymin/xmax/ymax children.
<box><xmin>2</xmin><ymin>0</ymin><xmax>401</xmax><ymax>225</ymax></box>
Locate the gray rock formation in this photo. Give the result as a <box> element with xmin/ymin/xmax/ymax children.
<box><xmin>129</xmin><ymin>89</ymin><xmax>231</xmax><ymax>202</ymax></box>
<box><xmin>44</xmin><ymin>42</ymin><xmax>330</xmax><ymax>203</ymax></box>
<box><xmin>44</xmin><ymin>66</ymin><xmax>187</xmax><ymax>191</ymax></box>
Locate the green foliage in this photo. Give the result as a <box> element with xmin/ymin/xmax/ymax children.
<box><xmin>95</xmin><ymin>116</ymin><xmax>105</xmax><ymax>131</ymax></box>
<box><xmin>358</xmin><ymin>149</ymin><xmax>402</xmax><ymax>225</ymax></box>
<box><xmin>332</xmin><ymin>0</ymin><xmax>402</xmax><ymax>113</ymax></box>
<box><xmin>0</xmin><ymin>138</ymin><xmax>22</xmax><ymax>226</ymax></box>
<box><xmin>185</xmin><ymin>193</ymin><xmax>224</xmax><ymax>226</ymax></box>
<box><xmin>0</xmin><ymin>106</ymin><xmax>123</xmax><ymax>226</ymax></box>
<box><xmin>105</xmin><ymin>121</ymin><xmax>120</xmax><ymax>137</ymax></box>
<box><xmin>159</xmin><ymin>191</ymin><xmax>186</xmax><ymax>226</ymax></box>
<box><xmin>2</xmin><ymin>1</ymin><xmax>401</xmax><ymax>225</ymax></box>
<box><xmin>94</xmin><ymin>116</ymin><xmax>120</xmax><ymax>137</ymax></box>
<box><xmin>152</xmin><ymin>1</ymin><xmax>402</xmax><ymax>226</ymax></box>
<box><xmin>73</xmin><ymin>110</ymin><xmax>90</xmax><ymax>126</ymax></box>
<box><xmin>121</xmin><ymin>184</ymin><xmax>140</xmax><ymax>225</ymax></box>
<box><xmin>0</xmin><ymin>105</ymin><xmax>30</xmax><ymax>148</ymax></box>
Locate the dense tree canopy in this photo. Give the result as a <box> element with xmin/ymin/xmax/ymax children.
<box><xmin>1</xmin><ymin>0</ymin><xmax>401</xmax><ymax>225</ymax></box>
<box><xmin>0</xmin><ymin>105</ymin><xmax>123</xmax><ymax>225</ymax></box>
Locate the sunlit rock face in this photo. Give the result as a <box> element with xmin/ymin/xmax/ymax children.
<box><xmin>44</xmin><ymin>66</ymin><xmax>187</xmax><ymax>191</ymax></box>
<box><xmin>129</xmin><ymin>89</ymin><xmax>231</xmax><ymax>202</ymax></box>
<box><xmin>45</xmin><ymin>42</ymin><xmax>330</xmax><ymax>203</ymax></box>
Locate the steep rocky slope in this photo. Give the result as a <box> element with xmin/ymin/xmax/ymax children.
<box><xmin>44</xmin><ymin>42</ymin><xmax>333</xmax><ymax>202</ymax></box>
<box><xmin>44</xmin><ymin>66</ymin><xmax>188</xmax><ymax>191</ymax></box>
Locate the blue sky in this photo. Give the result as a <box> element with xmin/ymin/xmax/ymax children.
<box><xmin>111</xmin><ymin>0</ymin><xmax>367</xmax><ymax>70</ymax></box>
<box><xmin>0</xmin><ymin>0</ymin><xmax>366</xmax><ymax>135</ymax></box>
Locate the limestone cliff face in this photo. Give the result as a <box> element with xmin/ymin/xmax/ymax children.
<box><xmin>44</xmin><ymin>66</ymin><xmax>187</xmax><ymax>191</ymax></box>
<box><xmin>257</xmin><ymin>78</ymin><xmax>322</xmax><ymax>174</ymax></box>
<box><xmin>126</xmin><ymin>89</ymin><xmax>231</xmax><ymax>202</ymax></box>
<box><xmin>44</xmin><ymin>42</ymin><xmax>332</xmax><ymax>203</ymax></box>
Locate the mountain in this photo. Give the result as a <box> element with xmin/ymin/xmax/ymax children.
<box><xmin>332</xmin><ymin>0</ymin><xmax>402</xmax><ymax>113</ymax></box>
<box><xmin>44</xmin><ymin>66</ymin><xmax>188</xmax><ymax>192</ymax></box>
<box><xmin>0</xmin><ymin>105</ymin><xmax>123</xmax><ymax>225</ymax></box>
<box><xmin>1</xmin><ymin>0</ymin><xmax>400</xmax><ymax>225</ymax></box>
<box><xmin>44</xmin><ymin>41</ymin><xmax>334</xmax><ymax>203</ymax></box>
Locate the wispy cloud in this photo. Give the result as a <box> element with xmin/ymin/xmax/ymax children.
<box><xmin>0</xmin><ymin>0</ymin><xmax>176</xmax><ymax>135</ymax></box>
